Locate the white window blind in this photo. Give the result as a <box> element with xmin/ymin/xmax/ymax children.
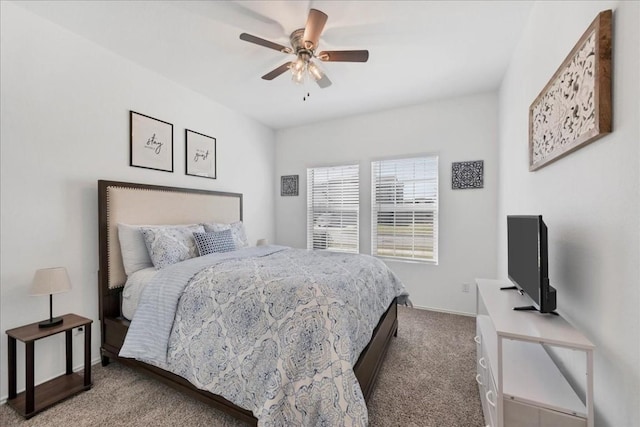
<box><xmin>307</xmin><ymin>165</ymin><xmax>359</xmax><ymax>253</ymax></box>
<box><xmin>371</xmin><ymin>156</ymin><xmax>438</xmax><ymax>263</ymax></box>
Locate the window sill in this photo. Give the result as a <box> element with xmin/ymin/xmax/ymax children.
<box><xmin>374</xmin><ymin>255</ymin><xmax>438</xmax><ymax>266</ymax></box>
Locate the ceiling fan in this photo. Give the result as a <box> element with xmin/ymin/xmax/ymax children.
<box><xmin>239</xmin><ymin>8</ymin><xmax>369</xmax><ymax>91</ymax></box>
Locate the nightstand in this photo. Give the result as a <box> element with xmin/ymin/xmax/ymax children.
<box><xmin>6</xmin><ymin>313</ymin><xmax>92</xmax><ymax>419</ymax></box>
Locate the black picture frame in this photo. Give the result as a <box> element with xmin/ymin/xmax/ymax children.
<box><xmin>185</xmin><ymin>129</ymin><xmax>217</xmax><ymax>179</ymax></box>
<box><xmin>130</xmin><ymin>111</ymin><xmax>174</xmax><ymax>172</ymax></box>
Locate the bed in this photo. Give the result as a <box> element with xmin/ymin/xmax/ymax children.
<box><xmin>98</xmin><ymin>180</ymin><xmax>405</xmax><ymax>425</ymax></box>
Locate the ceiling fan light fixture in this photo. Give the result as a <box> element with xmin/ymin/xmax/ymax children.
<box><xmin>291</xmin><ymin>56</ymin><xmax>306</xmax><ymax>73</ymax></box>
<box><xmin>292</xmin><ymin>67</ymin><xmax>305</xmax><ymax>84</ymax></box>
<box><xmin>307</xmin><ymin>61</ymin><xmax>323</xmax><ymax>81</ymax></box>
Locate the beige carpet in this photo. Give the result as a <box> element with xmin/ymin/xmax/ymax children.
<box><xmin>0</xmin><ymin>307</ymin><xmax>483</xmax><ymax>427</ymax></box>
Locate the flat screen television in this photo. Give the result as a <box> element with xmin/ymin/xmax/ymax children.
<box><xmin>507</xmin><ymin>215</ymin><xmax>557</xmax><ymax>314</ymax></box>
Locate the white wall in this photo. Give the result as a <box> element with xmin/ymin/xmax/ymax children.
<box><xmin>497</xmin><ymin>1</ymin><xmax>639</xmax><ymax>426</ymax></box>
<box><xmin>275</xmin><ymin>93</ymin><xmax>499</xmax><ymax>314</ymax></box>
<box><xmin>0</xmin><ymin>2</ymin><xmax>276</xmax><ymax>401</ymax></box>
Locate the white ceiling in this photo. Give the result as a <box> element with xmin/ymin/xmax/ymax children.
<box><xmin>14</xmin><ymin>0</ymin><xmax>533</xmax><ymax>130</ymax></box>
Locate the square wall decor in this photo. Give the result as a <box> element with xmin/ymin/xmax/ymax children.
<box><xmin>281</xmin><ymin>175</ymin><xmax>299</xmax><ymax>196</ymax></box>
<box><xmin>452</xmin><ymin>160</ymin><xmax>484</xmax><ymax>190</ymax></box>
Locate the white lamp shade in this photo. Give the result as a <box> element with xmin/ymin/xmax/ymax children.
<box><xmin>30</xmin><ymin>267</ymin><xmax>72</xmax><ymax>296</ymax></box>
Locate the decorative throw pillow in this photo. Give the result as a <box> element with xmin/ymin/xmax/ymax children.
<box><xmin>140</xmin><ymin>224</ymin><xmax>204</xmax><ymax>269</ymax></box>
<box><xmin>202</xmin><ymin>221</ymin><xmax>249</xmax><ymax>248</ymax></box>
<box><xmin>193</xmin><ymin>230</ymin><xmax>236</xmax><ymax>255</ymax></box>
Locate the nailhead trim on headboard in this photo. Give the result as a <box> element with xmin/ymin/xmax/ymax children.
<box><xmin>102</xmin><ymin>182</ymin><xmax>242</xmax><ymax>290</ymax></box>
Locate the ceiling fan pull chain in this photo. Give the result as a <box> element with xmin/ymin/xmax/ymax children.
<box><xmin>303</xmin><ymin>80</ymin><xmax>309</xmax><ymax>101</ymax></box>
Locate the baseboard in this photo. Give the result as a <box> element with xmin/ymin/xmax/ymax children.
<box><xmin>0</xmin><ymin>356</ymin><xmax>102</xmax><ymax>405</ymax></box>
<box><xmin>410</xmin><ymin>304</ymin><xmax>476</xmax><ymax>317</ymax></box>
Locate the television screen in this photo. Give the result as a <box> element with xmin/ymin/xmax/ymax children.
<box><xmin>507</xmin><ymin>215</ymin><xmax>554</xmax><ymax>313</ymax></box>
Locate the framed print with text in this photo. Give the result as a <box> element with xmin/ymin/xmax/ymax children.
<box><xmin>185</xmin><ymin>129</ymin><xmax>217</xmax><ymax>179</ymax></box>
<box><xmin>130</xmin><ymin>111</ymin><xmax>174</xmax><ymax>172</ymax></box>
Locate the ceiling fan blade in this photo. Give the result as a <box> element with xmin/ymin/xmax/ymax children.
<box><xmin>261</xmin><ymin>62</ymin><xmax>293</xmax><ymax>80</ymax></box>
<box><xmin>316</xmin><ymin>73</ymin><xmax>332</xmax><ymax>89</ymax></box>
<box><xmin>240</xmin><ymin>33</ymin><xmax>290</xmax><ymax>53</ymax></box>
<box><xmin>318</xmin><ymin>50</ymin><xmax>369</xmax><ymax>62</ymax></box>
<box><xmin>302</xmin><ymin>9</ymin><xmax>328</xmax><ymax>50</ymax></box>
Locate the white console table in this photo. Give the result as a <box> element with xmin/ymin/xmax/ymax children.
<box><xmin>475</xmin><ymin>279</ymin><xmax>595</xmax><ymax>427</ymax></box>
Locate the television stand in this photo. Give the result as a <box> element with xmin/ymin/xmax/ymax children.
<box><xmin>475</xmin><ymin>279</ymin><xmax>594</xmax><ymax>427</ymax></box>
<box><xmin>513</xmin><ymin>305</ymin><xmax>559</xmax><ymax>315</ymax></box>
<box><xmin>499</xmin><ymin>285</ymin><xmax>518</xmax><ymax>291</ymax></box>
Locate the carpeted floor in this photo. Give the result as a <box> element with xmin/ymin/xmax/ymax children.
<box><xmin>0</xmin><ymin>307</ymin><xmax>483</xmax><ymax>427</ymax></box>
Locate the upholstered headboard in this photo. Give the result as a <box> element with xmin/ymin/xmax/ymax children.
<box><xmin>98</xmin><ymin>180</ymin><xmax>242</xmax><ymax>293</ymax></box>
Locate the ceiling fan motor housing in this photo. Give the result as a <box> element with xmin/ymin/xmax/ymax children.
<box><xmin>290</xmin><ymin>28</ymin><xmax>315</xmax><ymax>55</ymax></box>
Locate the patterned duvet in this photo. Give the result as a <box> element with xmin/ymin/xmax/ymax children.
<box><xmin>120</xmin><ymin>247</ymin><xmax>408</xmax><ymax>426</ymax></box>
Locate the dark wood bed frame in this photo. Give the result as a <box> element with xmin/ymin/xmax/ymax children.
<box><xmin>98</xmin><ymin>180</ymin><xmax>398</xmax><ymax>425</ymax></box>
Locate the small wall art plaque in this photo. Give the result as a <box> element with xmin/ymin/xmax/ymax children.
<box><xmin>281</xmin><ymin>175</ymin><xmax>299</xmax><ymax>196</ymax></box>
<box><xmin>452</xmin><ymin>160</ymin><xmax>484</xmax><ymax>190</ymax></box>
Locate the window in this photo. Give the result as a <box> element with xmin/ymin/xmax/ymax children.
<box><xmin>307</xmin><ymin>165</ymin><xmax>359</xmax><ymax>253</ymax></box>
<box><xmin>371</xmin><ymin>156</ymin><xmax>438</xmax><ymax>263</ymax></box>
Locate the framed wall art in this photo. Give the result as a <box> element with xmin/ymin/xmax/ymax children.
<box><xmin>130</xmin><ymin>111</ymin><xmax>174</xmax><ymax>172</ymax></box>
<box><xmin>529</xmin><ymin>10</ymin><xmax>612</xmax><ymax>171</ymax></box>
<box><xmin>452</xmin><ymin>160</ymin><xmax>484</xmax><ymax>189</ymax></box>
<box><xmin>185</xmin><ymin>129</ymin><xmax>217</xmax><ymax>179</ymax></box>
<box><xmin>281</xmin><ymin>175</ymin><xmax>299</xmax><ymax>196</ymax></box>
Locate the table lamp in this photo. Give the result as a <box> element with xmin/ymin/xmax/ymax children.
<box><xmin>30</xmin><ymin>267</ymin><xmax>72</xmax><ymax>328</ymax></box>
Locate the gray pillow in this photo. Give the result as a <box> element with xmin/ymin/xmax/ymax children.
<box><xmin>193</xmin><ymin>230</ymin><xmax>236</xmax><ymax>255</ymax></box>
<box><xmin>140</xmin><ymin>225</ymin><xmax>204</xmax><ymax>269</ymax></box>
<box><xmin>202</xmin><ymin>221</ymin><xmax>249</xmax><ymax>248</ymax></box>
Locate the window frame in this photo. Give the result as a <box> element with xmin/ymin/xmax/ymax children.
<box><xmin>306</xmin><ymin>164</ymin><xmax>360</xmax><ymax>254</ymax></box>
<box><xmin>370</xmin><ymin>155</ymin><xmax>439</xmax><ymax>264</ymax></box>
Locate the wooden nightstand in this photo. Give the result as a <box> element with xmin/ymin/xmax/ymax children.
<box><xmin>6</xmin><ymin>313</ymin><xmax>92</xmax><ymax>419</ymax></box>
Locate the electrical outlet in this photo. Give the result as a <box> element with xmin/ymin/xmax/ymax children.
<box><xmin>462</xmin><ymin>283</ymin><xmax>470</xmax><ymax>293</ymax></box>
<box><xmin>75</xmin><ymin>326</ymin><xmax>84</xmax><ymax>336</ymax></box>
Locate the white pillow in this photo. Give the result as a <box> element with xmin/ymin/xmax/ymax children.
<box><xmin>121</xmin><ymin>267</ymin><xmax>157</xmax><ymax>320</ymax></box>
<box><xmin>118</xmin><ymin>223</ymin><xmax>202</xmax><ymax>275</ymax></box>
<box><xmin>118</xmin><ymin>223</ymin><xmax>153</xmax><ymax>276</ymax></box>
<box><xmin>202</xmin><ymin>221</ymin><xmax>249</xmax><ymax>248</ymax></box>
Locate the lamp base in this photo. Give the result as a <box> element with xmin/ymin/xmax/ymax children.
<box><xmin>38</xmin><ymin>317</ymin><xmax>63</xmax><ymax>328</ymax></box>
